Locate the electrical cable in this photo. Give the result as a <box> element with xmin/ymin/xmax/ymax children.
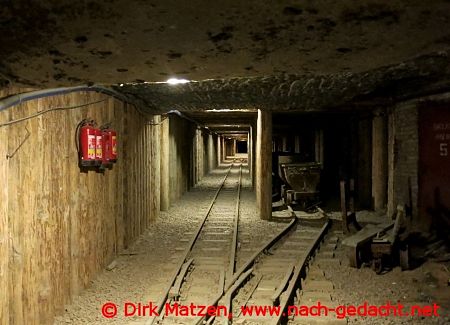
<box><xmin>0</xmin><ymin>98</ymin><xmax>108</xmax><ymax>128</ymax></box>
<box><xmin>0</xmin><ymin>85</ymin><xmax>128</xmax><ymax>113</ymax></box>
<box><xmin>74</xmin><ymin>119</ymin><xmax>90</xmax><ymax>160</ymax></box>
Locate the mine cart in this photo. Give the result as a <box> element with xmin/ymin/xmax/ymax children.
<box><xmin>279</xmin><ymin>161</ymin><xmax>322</xmax><ymax>208</ymax></box>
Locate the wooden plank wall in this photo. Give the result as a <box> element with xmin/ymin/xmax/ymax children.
<box><xmin>0</xmin><ymin>88</ymin><xmax>161</xmax><ymax>324</ymax></box>
<box><xmin>164</xmin><ymin>114</ymin><xmax>213</xmax><ymax>208</ymax></box>
<box><xmin>168</xmin><ymin>114</ymin><xmax>196</xmax><ymax>203</ymax></box>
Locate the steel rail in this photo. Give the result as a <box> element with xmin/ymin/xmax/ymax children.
<box><xmin>226</xmin><ymin>217</ymin><xmax>298</xmax><ymax>292</ymax></box>
<box><xmin>227</xmin><ymin>164</ymin><xmax>242</xmax><ymax>286</ymax></box>
<box><xmin>148</xmin><ymin>162</ymin><xmax>235</xmax><ymax>325</ymax></box>
<box><xmin>269</xmin><ymin>220</ymin><xmax>330</xmax><ymax>325</ymax></box>
<box><xmin>195</xmin><ymin>217</ymin><xmax>299</xmax><ymax>325</ymax></box>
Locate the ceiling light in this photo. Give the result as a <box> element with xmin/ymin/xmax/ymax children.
<box><xmin>205</xmin><ymin>109</ymin><xmax>253</xmax><ymax>112</ymax></box>
<box><xmin>166</xmin><ymin>78</ymin><xmax>190</xmax><ymax>85</ymax></box>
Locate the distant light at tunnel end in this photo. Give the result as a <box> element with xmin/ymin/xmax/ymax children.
<box><xmin>166</xmin><ymin>78</ymin><xmax>190</xmax><ymax>85</ymax></box>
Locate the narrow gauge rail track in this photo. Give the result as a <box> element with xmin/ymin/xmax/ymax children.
<box><xmin>149</xmin><ymin>161</ymin><xmax>332</xmax><ymax>325</ymax></box>
<box><xmin>188</xmin><ymin>215</ymin><xmax>330</xmax><ymax>325</ymax></box>
<box><xmin>150</xmin><ymin>161</ymin><xmax>243</xmax><ymax>324</ymax></box>
<box><xmin>211</xmin><ymin>218</ymin><xmax>330</xmax><ymax>325</ymax></box>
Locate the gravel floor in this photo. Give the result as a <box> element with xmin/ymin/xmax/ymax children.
<box><xmin>323</xmin><ymin>222</ymin><xmax>450</xmax><ymax>325</ymax></box>
<box><xmin>54</xmin><ymin>163</ymin><xmax>286</xmax><ymax>324</ymax></box>
<box><xmin>54</xmin><ymin>164</ymin><xmax>449</xmax><ymax>324</ymax></box>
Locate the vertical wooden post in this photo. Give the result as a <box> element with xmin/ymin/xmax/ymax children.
<box><xmin>196</xmin><ymin>128</ymin><xmax>201</xmax><ymax>184</ymax></box>
<box><xmin>282</xmin><ymin>136</ymin><xmax>288</xmax><ymax>152</ymax></box>
<box><xmin>340</xmin><ymin>180</ymin><xmax>348</xmax><ymax>232</ymax></box>
<box><xmin>372</xmin><ymin>110</ymin><xmax>388</xmax><ymax>210</ymax></box>
<box><xmin>160</xmin><ymin>116</ymin><xmax>170</xmax><ymax>211</ymax></box>
<box><xmin>151</xmin><ymin>115</ymin><xmax>161</xmax><ymax>220</ymax></box>
<box><xmin>199</xmin><ymin>128</ymin><xmax>204</xmax><ymax>181</ymax></box>
<box><xmin>315</xmin><ymin>129</ymin><xmax>324</xmax><ymax>165</ymax></box>
<box><xmin>208</xmin><ymin>133</ymin><xmax>214</xmax><ymax>172</ymax></box>
<box><xmin>294</xmin><ymin>135</ymin><xmax>300</xmax><ymax>153</ymax></box>
<box><xmin>222</xmin><ymin>137</ymin><xmax>226</xmax><ymax>162</ymax></box>
<box><xmin>192</xmin><ymin>128</ymin><xmax>198</xmax><ymax>185</ymax></box>
<box><xmin>349</xmin><ymin>178</ymin><xmax>355</xmax><ymax>216</ymax></box>
<box><xmin>0</xmin><ymin>101</ymin><xmax>9</xmax><ymax>325</ymax></box>
<box><xmin>341</xmin><ymin>179</ymin><xmax>361</xmax><ymax>233</ymax></box>
<box><xmin>225</xmin><ymin>138</ymin><xmax>228</xmax><ymax>159</ymax></box>
<box><xmin>217</xmin><ymin>136</ymin><xmax>222</xmax><ymax>166</ymax></box>
<box><xmin>213</xmin><ymin>134</ymin><xmax>218</xmax><ymax>168</ymax></box>
<box><xmin>247</xmin><ymin>131</ymin><xmax>252</xmax><ymax>178</ymax></box>
<box><xmin>256</xmin><ymin>109</ymin><xmax>272</xmax><ymax>220</ymax></box>
<box><xmin>387</xmin><ymin>109</ymin><xmax>395</xmax><ymax>218</ymax></box>
<box><xmin>251</xmin><ymin>125</ymin><xmax>256</xmax><ymax>188</ymax></box>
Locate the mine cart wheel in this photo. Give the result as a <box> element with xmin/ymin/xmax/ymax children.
<box><xmin>286</xmin><ymin>190</ymin><xmax>294</xmax><ymax>205</ymax></box>
<box><xmin>399</xmin><ymin>245</ymin><xmax>409</xmax><ymax>271</ymax></box>
<box><xmin>348</xmin><ymin>247</ymin><xmax>361</xmax><ymax>268</ymax></box>
<box><xmin>372</xmin><ymin>258</ymin><xmax>383</xmax><ymax>274</ymax></box>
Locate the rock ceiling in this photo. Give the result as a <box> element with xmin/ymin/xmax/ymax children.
<box><xmin>1</xmin><ymin>0</ymin><xmax>450</xmax><ymax>112</ymax></box>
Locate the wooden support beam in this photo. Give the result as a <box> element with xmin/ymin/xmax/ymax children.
<box><xmin>0</xmin><ymin>94</ymin><xmax>9</xmax><ymax>325</ymax></box>
<box><xmin>387</xmin><ymin>109</ymin><xmax>395</xmax><ymax>218</ymax></box>
<box><xmin>349</xmin><ymin>178</ymin><xmax>356</xmax><ymax>216</ymax></box>
<box><xmin>315</xmin><ymin>129</ymin><xmax>323</xmax><ymax>165</ymax></box>
<box><xmin>256</xmin><ymin>109</ymin><xmax>272</xmax><ymax>220</ymax></box>
<box><xmin>294</xmin><ymin>135</ymin><xmax>300</xmax><ymax>153</ymax></box>
<box><xmin>340</xmin><ymin>180</ymin><xmax>348</xmax><ymax>230</ymax></box>
<box><xmin>224</xmin><ymin>139</ymin><xmax>229</xmax><ymax>158</ymax></box>
<box><xmin>217</xmin><ymin>136</ymin><xmax>221</xmax><ymax>166</ymax></box>
<box><xmin>199</xmin><ymin>129</ymin><xmax>204</xmax><ymax>181</ymax></box>
<box><xmin>341</xmin><ymin>179</ymin><xmax>362</xmax><ymax>233</ymax></box>
<box><xmin>151</xmin><ymin>115</ymin><xmax>161</xmax><ymax>220</ymax></box>
<box><xmin>251</xmin><ymin>125</ymin><xmax>256</xmax><ymax>188</ymax></box>
<box><xmin>195</xmin><ymin>128</ymin><xmax>202</xmax><ymax>184</ymax></box>
<box><xmin>160</xmin><ymin>117</ymin><xmax>170</xmax><ymax>210</ymax></box>
<box><xmin>281</xmin><ymin>136</ymin><xmax>288</xmax><ymax>152</ymax></box>
<box><xmin>247</xmin><ymin>130</ymin><xmax>252</xmax><ymax>177</ymax></box>
<box><xmin>222</xmin><ymin>136</ymin><xmax>226</xmax><ymax>162</ymax></box>
<box><xmin>372</xmin><ymin>110</ymin><xmax>388</xmax><ymax>210</ymax></box>
<box><xmin>208</xmin><ymin>134</ymin><xmax>215</xmax><ymax>172</ymax></box>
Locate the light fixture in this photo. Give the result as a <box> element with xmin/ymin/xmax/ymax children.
<box><xmin>166</xmin><ymin>78</ymin><xmax>190</xmax><ymax>85</ymax></box>
<box><xmin>205</xmin><ymin>109</ymin><xmax>253</xmax><ymax>112</ymax></box>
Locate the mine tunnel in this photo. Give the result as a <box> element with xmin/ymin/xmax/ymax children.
<box><xmin>1</xmin><ymin>1</ymin><xmax>450</xmax><ymax>324</ymax></box>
